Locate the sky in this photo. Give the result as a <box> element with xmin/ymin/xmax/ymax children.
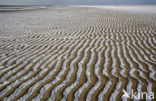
<box><xmin>0</xmin><ymin>0</ymin><xmax>156</xmax><ymax>5</ymax></box>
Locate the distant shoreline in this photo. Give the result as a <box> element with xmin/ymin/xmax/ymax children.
<box><xmin>0</xmin><ymin>4</ymin><xmax>156</xmax><ymax>7</ymax></box>
<box><xmin>0</xmin><ymin>6</ymin><xmax>47</xmax><ymax>12</ymax></box>
<box><xmin>0</xmin><ymin>5</ymin><xmax>156</xmax><ymax>13</ymax></box>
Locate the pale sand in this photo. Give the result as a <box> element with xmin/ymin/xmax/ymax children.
<box><xmin>78</xmin><ymin>5</ymin><xmax>156</xmax><ymax>14</ymax></box>
<box><xmin>0</xmin><ymin>6</ymin><xmax>156</xmax><ymax>101</ymax></box>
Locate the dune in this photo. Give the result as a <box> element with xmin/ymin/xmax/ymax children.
<box><xmin>0</xmin><ymin>5</ymin><xmax>156</xmax><ymax>101</ymax></box>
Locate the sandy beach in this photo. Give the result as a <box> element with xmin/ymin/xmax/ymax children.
<box><xmin>0</xmin><ymin>5</ymin><xmax>156</xmax><ymax>101</ymax></box>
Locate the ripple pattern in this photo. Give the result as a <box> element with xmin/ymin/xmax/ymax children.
<box><xmin>0</xmin><ymin>6</ymin><xmax>156</xmax><ymax>101</ymax></box>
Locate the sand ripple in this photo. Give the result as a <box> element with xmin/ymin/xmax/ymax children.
<box><xmin>0</xmin><ymin>6</ymin><xmax>156</xmax><ymax>101</ymax></box>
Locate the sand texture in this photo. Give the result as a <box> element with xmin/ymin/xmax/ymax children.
<box><xmin>0</xmin><ymin>6</ymin><xmax>156</xmax><ymax>101</ymax></box>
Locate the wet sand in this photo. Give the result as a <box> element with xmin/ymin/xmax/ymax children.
<box><xmin>0</xmin><ymin>5</ymin><xmax>156</xmax><ymax>101</ymax></box>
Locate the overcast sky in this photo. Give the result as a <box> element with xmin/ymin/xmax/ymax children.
<box><xmin>0</xmin><ymin>0</ymin><xmax>156</xmax><ymax>5</ymax></box>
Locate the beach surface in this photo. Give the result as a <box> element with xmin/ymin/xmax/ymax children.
<box><xmin>0</xmin><ymin>5</ymin><xmax>156</xmax><ymax>101</ymax></box>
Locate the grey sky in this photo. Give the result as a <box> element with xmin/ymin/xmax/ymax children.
<box><xmin>0</xmin><ymin>0</ymin><xmax>156</xmax><ymax>5</ymax></box>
